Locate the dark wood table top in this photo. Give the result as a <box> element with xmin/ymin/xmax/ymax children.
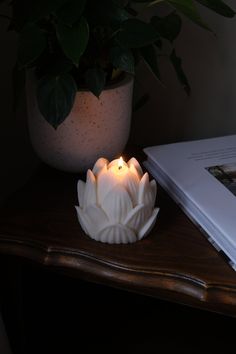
<box><xmin>1</xmin><ymin>161</ymin><xmax>236</xmax><ymax>317</ymax></box>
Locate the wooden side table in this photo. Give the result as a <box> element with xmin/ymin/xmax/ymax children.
<box><xmin>1</xmin><ymin>161</ymin><xmax>236</xmax><ymax>318</ymax></box>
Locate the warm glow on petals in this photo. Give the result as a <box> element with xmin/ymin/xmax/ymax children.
<box><xmin>128</xmin><ymin>157</ymin><xmax>143</xmax><ymax>177</ymax></box>
<box><xmin>97</xmin><ymin>169</ymin><xmax>118</xmax><ymax>205</ymax></box>
<box><xmin>83</xmin><ymin>169</ymin><xmax>97</xmax><ymax>208</ymax></box>
<box><xmin>92</xmin><ymin>157</ymin><xmax>108</xmax><ymax>176</ymax></box>
<box><xmin>102</xmin><ymin>185</ymin><xmax>133</xmax><ymax>223</ymax></box>
<box><xmin>76</xmin><ymin>157</ymin><xmax>159</xmax><ymax>244</ymax></box>
<box><xmin>138</xmin><ymin>172</ymin><xmax>150</xmax><ymax>205</ymax></box>
<box><xmin>129</xmin><ymin>163</ymin><xmax>140</xmax><ymax>179</ymax></box>
<box><xmin>122</xmin><ymin>171</ymin><xmax>139</xmax><ymax>205</ymax></box>
<box><xmin>108</xmin><ymin>158</ymin><xmax>128</xmax><ymax>169</ymax></box>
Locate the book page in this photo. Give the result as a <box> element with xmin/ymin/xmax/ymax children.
<box><xmin>144</xmin><ymin>135</ymin><xmax>236</xmax><ymax>250</ymax></box>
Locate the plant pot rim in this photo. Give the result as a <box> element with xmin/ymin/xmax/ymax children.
<box><xmin>27</xmin><ymin>69</ymin><xmax>134</xmax><ymax>93</ymax></box>
<box><xmin>78</xmin><ymin>72</ymin><xmax>134</xmax><ymax>93</ymax></box>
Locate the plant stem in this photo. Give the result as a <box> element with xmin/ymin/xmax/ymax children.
<box><xmin>147</xmin><ymin>0</ymin><xmax>164</xmax><ymax>7</ymax></box>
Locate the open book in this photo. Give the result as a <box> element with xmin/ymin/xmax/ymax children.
<box><xmin>143</xmin><ymin>134</ymin><xmax>236</xmax><ymax>270</ymax></box>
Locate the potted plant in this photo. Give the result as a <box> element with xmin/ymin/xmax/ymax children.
<box><xmin>0</xmin><ymin>0</ymin><xmax>235</xmax><ymax>172</ymax></box>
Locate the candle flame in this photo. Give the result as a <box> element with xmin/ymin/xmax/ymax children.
<box><xmin>118</xmin><ymin>156</ymin><xmax>124</xmax><ymax>170</ymax></box>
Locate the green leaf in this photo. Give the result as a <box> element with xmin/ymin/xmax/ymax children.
<box><xmin>10</xmin><ymin>0</ymin><xmax>66</xmax><ymax>30</ymax></box>
<box><xmin>132</xmin><ymin>48</ymin><xmax>142</xmax><ymax>66</ymax></box>
<box><xmin>36</xmin><ymin>54</ymin><xmax>73</xmax><ymax>79</ymax></box>
<box><xmin>170</xmin><ymin>49</ymin><xmax>190</xmax><ymax>95</ymax></box>
<box><xmin>86</xmin><ymin>0</ymin><xmax>129</xmax><ymax>28</ymax></box>
<box><xmin>167</xmin><ymin>0</ymin><xmax>210</xmax><ymax>30</ymax></box>
<box><xmin>140</xmin><ymin>45</ymin><xmax>161</xmax><ymax>81</ymax></box>
<box><xmin>110</xmin><ymin>46</ymin><xmax>135</xmax><ymax>74</ymax></box>
<box><xmin>56</xmin><ymin>17</ymin><xmax>89</xmax><ymax>66</ymax></box>
<box><xmin>145</xmin><ymin>0</ymin><xmax>164</xmax><ymax>5</ymax></box>
<box><xmin>37</xmin><ymin>73</ymin><xmax>77</xmax><ymax>129</ymax></box>
<box><xmin>132</xmin><ymin>0</ymin><xmax>159</xmax><ymax>2</ymax></box>
<box><xmin>84</xmin><ymin>67</ymin><xmax>106</xmax><ymax>98</ymax></box>
<box><xmin>18</xmin><ymin>24</ymin><xmax>46</xmax><ymax>67</ymax></box>
<box><xmin>116</xmin><ymin>18</ymin><xmax>160</xmax><ymax>48</ymax></box>
<box><xmin>125</xmin><ymin>5</ymin><xmax>138</xmax><ymax>16</ymax></box>
<box><xmin>28</xmin><ymin>0</ymin><xmax>67</xmax><ymax>22</ymax></box>
<box><xmin>195</xmin><ymin>0</ymin><xmax>235</xmax><ymax>18</ymax></box>
<box><xmin>113</xmin><ymin>0</ymin><xmax>129</xmax><ymax>5</ymax></box>
<box><xmin>9</xmin><ymin>0</ymin><xmax>27</xmax><ymax>31</ymax></box>
<box><xmin>55</xmin><ymin>0</ymin><xmax>87</xmax><ymax>26</ymax></box>
<box><xmin>151</xmin><ymin>12</ymin><xmax>182</xmax><ymax>42</ymax></box>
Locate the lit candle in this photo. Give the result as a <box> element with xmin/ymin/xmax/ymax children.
<box><xmin>75</xmin><ymin>157</ymin><xmax>159</xmax><ymax>244</ymax></box>
<box><xmin>109</xmin><ymin>157</ymin><xmax>129</xmax><ymax>178</ymax></box>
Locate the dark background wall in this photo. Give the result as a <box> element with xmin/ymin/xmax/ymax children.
<box><xmin>130</xmin><ymin>0</ymin><xmax>236</xmax><ymax>146</ymax></box>
<box><xmin>1</xmin><ymin>1</ymin><xmax>236</xmax><ymax>202</ymax></box>
<box><xmin>0</xmin><ymin>4</ymin><xmax>38</xmax><ymax>205</ymax></box>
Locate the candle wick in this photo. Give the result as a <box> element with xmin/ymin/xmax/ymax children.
<box><xmin>118</xmin><ymin>166</ymin><xmax>122</xmax><ymax>170</ymax></box>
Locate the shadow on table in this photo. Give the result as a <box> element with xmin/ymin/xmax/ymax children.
<box><xmin>2</xmin><ymin>261</ymin><xmax>234</xmax><ymax>354</ymax></box>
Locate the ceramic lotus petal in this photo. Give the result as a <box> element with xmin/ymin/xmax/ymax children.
<box><xmin>124</xmin><ymin>204</ymin><xmax>150</xmax><ymax>231</ymax></box>
<box><xmin>75</xmin><ymin>157</ymin><xmax>159</xmax><ymax>244</ymax></box>
<box><xmin>77</xmin><ymin>180</ymin><xmax>85</xmax><ymax>208</ymax></box>
<box><xmin>92</xmin><ymin>157</ymin><xmax>109</xmax><ymax>176</ymax></box>
<box><xmin>138</xmin><ymin>208</ymin><xmax>160</xmax><ymax>240</ymax></box>
<box><xmin>97</xmin><ymin>167</ymin><xmax>118</xmax><ymax>204</ymax></box>
<box><xmin>102</xmin><ymin>185</ymin><xmax>133</xmax><ymax>224</ymax></box>
<box><xmin>97</xmin><ymin>224</ymin><xmax>136</xmax><ymax>244</ymax></box>
<box><xmin>83</xmin><ymin>170</ymin><xmax>97</xmax><ymax>208</ymax></box>
<box><xmin>128</xmin><ymin>157</ymin><xmax>143</xmax><ymax>177</ymax></box>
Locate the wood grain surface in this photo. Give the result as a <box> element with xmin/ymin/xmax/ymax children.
<box><xmin>1</xmin><ymin>162</ymin><xmax>236</xmax><ymax>317</ymax></box>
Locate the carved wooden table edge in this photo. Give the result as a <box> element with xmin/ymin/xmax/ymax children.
<box><xmin>1</xmin><ymin>154</ymin><xmax>236</xmax><ymax>317</ymax></box>
<box><xmin>1</xmin><ymin>232</ymin><xmax>236</xmax><ymax>317</ymax></box>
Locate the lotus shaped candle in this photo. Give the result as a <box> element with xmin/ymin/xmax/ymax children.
<box><xmin>75</xmin><ymin>157</ymin><xmax>159</xmax><ymax>244</ymax></box>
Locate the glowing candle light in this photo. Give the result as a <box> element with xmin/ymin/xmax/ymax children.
<box><xmin>75</xmin><ymin>157</ymin><xmax>159</xmax><ymax>244</ymax></box>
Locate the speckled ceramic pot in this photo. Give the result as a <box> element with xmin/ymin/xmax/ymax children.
<box><xmin>27</xmin><ymin>73</ymin><xmax>134</xmax><ymax>172</ymax></box>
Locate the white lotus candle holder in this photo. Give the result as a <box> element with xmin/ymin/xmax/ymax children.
<box><xmin>75</xmin><ymin>157</ymin><xmax>159</xmax><ymax>244</ymax></box>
